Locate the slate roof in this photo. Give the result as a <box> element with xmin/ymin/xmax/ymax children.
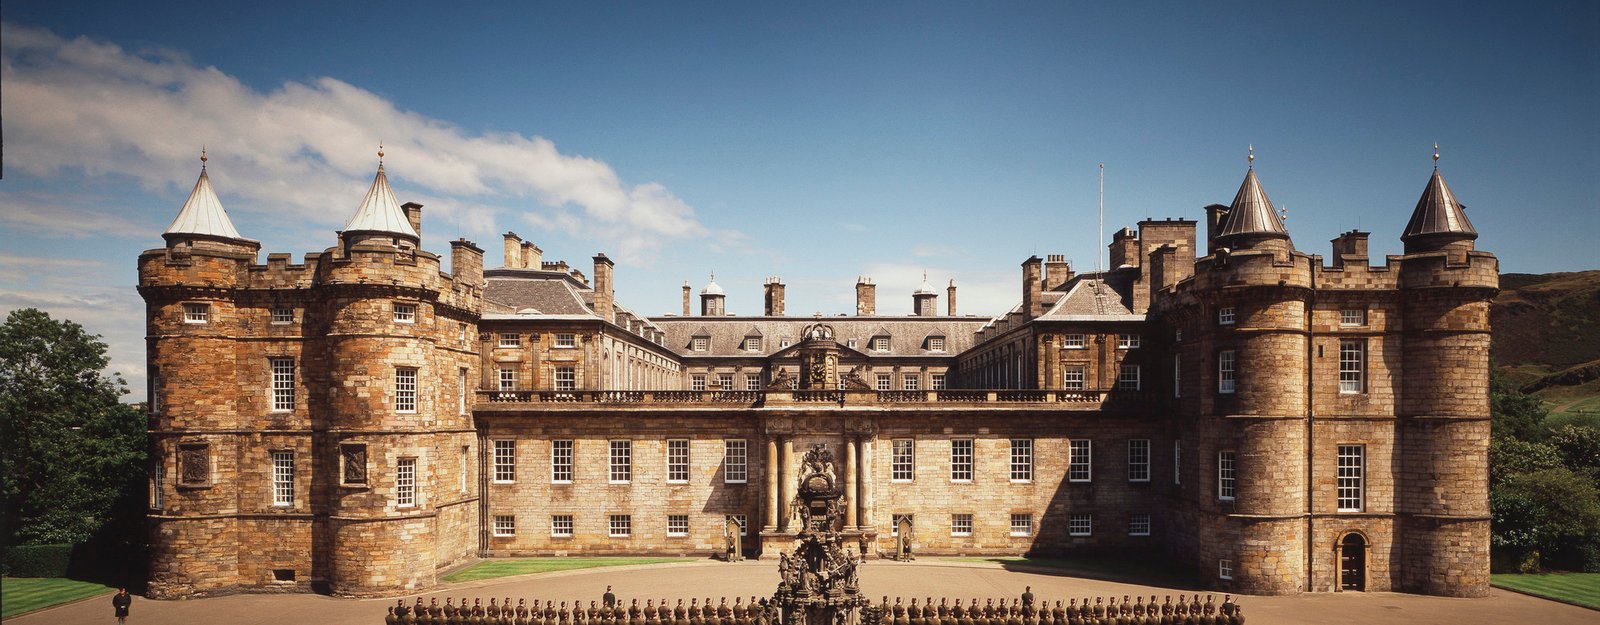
<box><xmin>1216</xmin><ymin>167</ymin><xmax>1290</xmax><ymax>245</ymax></box>
<box><xmin>1402</xmin><ymin>167</ymin><xmax>1477</xmax><ymax>243</ymax></box>
<box><xmin>653</xmin><ymin>316</ymin><xmax>987</xmax><ymax>358</ymax></box>
<box><xmin>165</xmin><ymin>160</ymin><xmax>247</xmax><ymax>241</ymax></box>
<box><xmin>343</xmin><ymin>163</ymin><xmax>419</xmax><ymax>239</ymax></box>
<box><xmin>483</xmin><ymin>272</ymin><xmax>593</xmax><ymax>315</ymax></box>
<box><xmin>1039</xmin><ymin>269</ymin><xmax>1138</xmax><ymax>318</ymax></box>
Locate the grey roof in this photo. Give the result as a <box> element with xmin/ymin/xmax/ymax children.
<box><xmin>483</xmin><ymin>276</ymin><xmax>593</xmax><ymax>315</ymax></box>
<box><xmin>343</xmin><ymin>164</ymin><xmax>419</xmax><ymax>239</ymax></box>
<box><xmin>654</xmin><ymin>316</ymin><xmax>986</xmax><ymax>358</ymax></box>
<box><xmin>1041</xmin><ymin>270</ymin><xmax>1137</xmax><ymax>318</ymax></box>
<box><xmin>165</xmin><ymin>163</ymin><xmax>246</xmax><ymax>240</ymax></box>
<box><xmin>1216</xmin><ymin>168</ymin><xmax>1290</xmax><ymax>244</ymax></box>
<box><xmin>1402</xmin><ymin>168</ymin><xmax>1477</xmax><ymax>243</ymax></box>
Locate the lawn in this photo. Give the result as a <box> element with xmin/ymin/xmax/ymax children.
<box><xmin>444</xmin><ymin>557</ymin><xmax>696</xmax><ymax>583</ymax></box>
<box><xmin>939</xmin><ymin>556</ymin><xmax>1190</xmax><ymax>586</ymax></box>
<box><xmin>1491</xmin><ymin>573</ymin><xmax>1600</xmax><ymax>611</ymax></box>
<box><xmin>1</xmin><ymin>577</ymin><xmax>117</xmax><ymax>618</ymax></box>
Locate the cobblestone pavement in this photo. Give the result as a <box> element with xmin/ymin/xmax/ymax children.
<box><xmin>8</xmin><ymin>560</ymin><xmax>1593</xmax><ymax>625</ymax></box>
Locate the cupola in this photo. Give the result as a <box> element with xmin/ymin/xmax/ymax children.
<box><xmin>1401</xmin><ymin>145</ymin><xmax>1477</xmax><ymax>253</ymax></box>
<box><xmin>341</xmin><ymin>145</ymin><xmax>420</xmax><ymax>245</ymax></box>
<box><xmin>1214</xmin><ymin>146</ymin><xmax>1291</xmax><ymax>249</ymax></box>
<box><xmin>163</xmin><ymin>147</ymin><xmax>251</xmax><ymax>244</ymax></box>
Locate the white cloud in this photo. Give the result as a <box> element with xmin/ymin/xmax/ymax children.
<box><xmin>0</xmin><ymin>22</ymin><xmax>717</xmax><ymax>263</ymax></box>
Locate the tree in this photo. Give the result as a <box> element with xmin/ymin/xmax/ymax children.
<box><xmin>1491</xmin><ymin>371</ymin><xmax>1548</xmax><ymax>441</ymax></box>
<box><xmin>1491</xmin><ymin>467</ymin><xmax>1600</xmax><ymax>571</ymax></box>
<box><xmin>0</xmin><ymin>308</ymin><xmax>146</xmax><ymax>546</ymax></box>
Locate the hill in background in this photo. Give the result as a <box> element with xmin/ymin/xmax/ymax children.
<box><xmin>1492</xmin><ymin>270</ymin><xmax>1600</xmax><ymax>423</ymax></box>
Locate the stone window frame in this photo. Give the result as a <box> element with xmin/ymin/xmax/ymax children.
<box><xmin>1062</xmin><ymin>334</ymin><xmax>1086</xmax><ymax>349</ymax></box>
<box><xmin>340</xmin><ymin>443</ymin><xmax>368</xmax><ymax>487</ymax></box>
<box><xmin>931</xmin><ymin>373</ymin><xmax>946</xmax><ymax>390</ymax></box>
<box><xmin>551</xmin><ymin>514</ymin><xmax>574</xmax><ymax>537</ymax></box>
<box><xmin>949</xmin><ymin>438</ymin><xmax>974</xmax><ymax>482</ymax></box>
<box><xmin>871</xmin><ymin>336</ymin><xmax>891</xmax><ymax>352</ymax></box>
<box><xmin>690</xmin><ymin>374</ymin><xmax>707</xmax><ymax>391</ymax></box>
<box><xmin>950</xmin><ymin>513</ymin><xmax>973</xmax><ymax>537</ymax></box>
<box><xmin>1217</xmin><ymin>450</ymin><xmax>1237</xmax><ymax>501</ymax></box>
<box><xmin>498</xmin><ymin>366</ymin><xmax>518</xmax><ymax>392</ymax></box>
<box><xmin>554</xmin><ymin>366</ymin><xmax>576</xmax><ymax>391</ymax></box>
<box><xmin>1127</xmin><ymin>439</ymin><xmax>1151</xmax><ymax>482</ymax></box>
<box><xmin>392</xmin><ymin>302</ymin><xmax>417</xmax><ymax>324</ymax></box>
<box><xmin>1010</xmin><ymin>438</ymin><xmax>1035</xmax><ymax>483</ymax></box>
<box><xmin>1217</xmin><ymin>350</ymin><xmax>1236</xmax><ymax>394</ymax></box>
<box><xmin>151</xmin><ymin>459</ymin><xmax>165</xmax><ymax>510</ymax></box>
<box><xmin>744</xmin><ymin>374</ymin><xmax>762</xmax><ymax>391</ymax></box>
<box><xmin>1337</xmin><ymin>444</ymin><xmax>1365</xmax><ymax>512</ymax></box>
<box><xmin>1068</xmin><ymin>513</ymin><xmax>1092</xmax><ymax>537</ymax></box>
<box><xmin>492</xmin><ymin>439</ymin><xmax>516</xmax><ymax>484</ymax></box>
<box><xmin>903</xmin><ymin>374</ymin><xmax>920</xmax><ymax>391</ymax></box>
<box><xmin>666</xmin><ymin>514</ymin><xmax>689</xmax><ymax>537</ymax></box>
<box><xmin>1218</xmin><ymin>559</ymin><xmax>1234</xmax><ymax>580</ymax></box>
<box><xmin>1128</xmin><ymin>513</ymin><xmax>1152</xmax><ymax>537</ymax></box>
<box><xmin>1067</xmin><ymin>439</ymin><xmax>1090</xmax><ymax>482</ymax></box>
<box><xmin>608</xmin><ymin>440</ymin><xmax>633</xmax><ymax>484</ymax></box>
<box><xmin>723</xmin><ymin>439</ymin><xmax>748</xmax><ymax>484</ymax></box>
<box><xmin>1218</xmin><ymin>307</ymin><xmax>1236</xmax><ymax>326</ymax></box>
<box><xmin>716</xmin><ymin>373</ymin><xmax>734</xmax><ymax>390</ymax></box>
<box><xmin>608</xmin><ymin>514</ymin><xmax>632</xmax><ymax>538</ymax></box>
<box><xmin>498</xmin><ymin>332</ymin><xmax>521</xmax><ymax>348</ymax></box>
<box><xmin>666</xmin><ymin>439</ymin><xmax>690</xmax><ymax>484</ymax></box>
<box><xmin>927</xmin><ymin>336</ymin><xmax>946</xmax><ymax>352</ymax></box>
<box><xmin>875</xmin><ymin>373</ymin><xmax>892</xmax><ymax>391</ymax></box>
<box><xmin>1009</xmin><ymin>513</ymin><xmax>1032</xmax><ymax>537</ymax></box>
<box><xmin>177</xmin><ymin>442</ymin><xmax>212</xmax><ymax>488</ymax></box>
<box><xmin>1117</xmin><ymin>364</ymin><xmax>1141</xmax><ymax>391</ymax></box>
<box><xmin>1117</xmin><ymin>333</ymin><xmax>1141</xmax><ymax>349</ymax></box>
<box><xmin>395</xmin><ymin>457</ymin><xmax>417</xmax><ymax>508</ymax></box>
<box><xmin>395</xmin><ymin>367</ymin><xmax>418</xmax><ymax>413</ymax></box>
<box><xmin>182</xmin><ymin>302</ymin><xmax>210</xmax><ymax>324</ymax></box>
<box><xmin>692</xmin><ymin>336</ymin><xmax>709</xmax><ymax>352</ymax></box>
<box><xmin>554</xmin><ymin>333</ymin><xmax>577</xmax><ymax>348</ymax></box>
<box><xmin>271</xmin><ymin>449</ymin><xmax>295</xmax><ymax>507</ymax></box>
<box><xmin>270</xmin><ymin>357</ymin><xmax>295</xmax><ymax>412</ymax></box>
<box><xmin>270</xmin><ymin>307</ymin><xmax>294</xmax><ymax>325</ymax></box>
<box><xmin>459</xmin><ymin>444</ymin><xmax>470</xmax><ymax>493</ymax></box>
<box><xmin>1339</xmin><ymin>339</ymin><xmax>1366</xmax><ymax>394</ymax></box>
<box><xmin>891</xmin><ymin>439</ymin><xmax>915</xmax><ymax>482</ymax></box>
<box><xmin>493</xmin><ymin>515</ymin><xmax>516</xmax><ymax>537</ymax></box>
<box><xmin>1339</xmin><ymin>307</ymin><xmax>1367</xmax><ymax>327</ymax></box>
<box><xmin>1063</xmin><ymin>365</ymin><xmax>1087</xmax><ymax>391</ymax></box>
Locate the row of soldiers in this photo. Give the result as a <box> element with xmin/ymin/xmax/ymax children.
<box><xmin>386</xmin><ymin>596</ymin><xmax>779</xmax><ymax>625</ymax></box>
<box><xmin>863</xmin><ymin>595</ymin><xmax>1243</xmax><ymax>625</ymax></box>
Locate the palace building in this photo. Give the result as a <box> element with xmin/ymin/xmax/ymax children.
<box><xmin>140</xmin><ymin>149</ymin><xmax>1495</xmax><ymax>599</ymax></box>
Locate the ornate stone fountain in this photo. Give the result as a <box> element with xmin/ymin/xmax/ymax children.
<box><xmin>773</xmin><ymin>443</ymin><xmax>869</xmax><ymax>625</ymax></box>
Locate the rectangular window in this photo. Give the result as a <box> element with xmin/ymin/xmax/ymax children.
<box><xmin>493</xmin><ymin>515</ymin><xmax>516</xmax><ymax>537</ymax></box>
<box><xmin>1337</xmin><ymin>444</ymin><xmax>1365</xmax><ymax>512</ymax></box>
<box><xmin>950</xmin><ymin>513</ymin><xmax>973</xmax><ymax>537</ymax></box>
<box><xmin>1218</xmin><ymin>307</ymin><xmax>1235</xmax><ymax>325</ymax></box>
<box><xmin>1218</xmin><ymin>350</ymin><xmax>1236</xmax><ymax>394</ymax></box>
<box><xmin>1129</xmin><ymin>514</ymin><xmax>1152</xmax><ymax>536</ymax></box>
<box><xmin>846</xmin><ymin>338</ymin><xmax>858</xmax><ymax>349</ymax></box>
<box><xmin>667</xmin><ymin>514</ymin><xmax>689</xmax><ymax>537</ymax></box>
<box><xmin>395</xmin><ymin>368</ymin><xmax>417</xmax><ymax>413</ymax></box>
<box><xmin>493</xmin><ymin>440</ymin><xmax>516</xmax><ymax>483</ymax></box>
<box><xmin>393</xmin><ymin>302</ymin><xmax>416</xmax><ymax>323</ymax></box>
<box><xmin>270</xmin><ymin>358</ymin><xmax>295</xmax><ymax>412</ymax></box>
<box><xmin>270</xmin><ymin>307</ymin><xmax>293</xmax><ymax>324</ymax></box>
<box><xmin>950</xmin><ymin>439</ymin><xmax>974</xmax><ymax>482</ymax></box>
<box><xmin>152</xmin><ymin>461</ymin><xmax>165</xmax><ymax>509</ymax></box>
<box><xmin>1117</xmin><ymin>365</ymin><xmax>1141</xmax><ymax>391</ymax></box>
<box><xmin>891</xmin><ymin>439</ymin><xmax>915</xmax><ymax>482</ymax></box>
<box><xmin>1011</xmin><ymin>439</ymin><xmax>1035</xmax><ymax>482</ymax></box>
<box><xmin>928</xmin><ymin>336</ymin><xmax>946</xmax><ymax>351</ymax></box>
<box><xmin>609</xmin><ymin>440</ymin><xmax>632</xmax><ymax>483</ymax></box>
<box><xmin>1340</xmin><ymin>308</ymin><xmax>1366</xmax><ymax>326</ymax></box>
<box><xmin>1118</xmin><ymin>334</ymin><xmax>1141</xmax><ymax>349</ymax></box>
<box><xmin>1218</xmin><ymin>451</ymin><xmax>1237</xmax><ymax>501</ymax></box>
<box><xmin>931</xmin><ymin>373</ymin><xmax>946</xmax><ymax>390</ymax></box>
<box><xmin>1173</xmin><ymin>354</ymin><xmax>1182</xmax><ymax>398</ymax></box>
<box><xmin>460</xmin><ymin>445</ymin><xmax>469</xmax><ymax>492</ymax></box>
<box><xmin>1068</xmin><ymin>439</ymin><xmax>1091</xmax><ymax>482</ymax></box>
<box><xmin>551</xmin><ymin>440</ymin><xmax>574</xmax><ymax>483</ymax></box>
<box><xmin>1339</xmin><ymin>339</ymin><xmax>1365</xmax><ymax>394</ymax></box>
<box><xmin>891</xmin><ymin>513</ymin><xmax>913</xmax><ymax>537</ymax></box>
<box><xmin>609</xmin><ymin>514</ymin><xmax>631</xmax><ymax>537</ymax></box>
<box><xmin>498</xmin><ymin>366</ymin><xmax>518</xmax><ymax>391</ymax></box>
<box><xmin>745</xmin><ymin>374</ymin><xmax>762</xmax><ymax>391</ymax></box>
<box><xmin>1219</xmin><ymin>559</ymin><xmax>1234</xmax><ymax>580</ymax></box>
<box><xmin>554</xmin><ymin>366</ymin><xmax>576</xmax><ymax>391</ymax></box>
<box><xmin>727</xmin><ymin>514</ymin><xmax>748</xmax><ymax>536</ymax></box>
<box><xmin>1173</xmin><ymin>441</ymin><xmax>1182</xmax><ymax>486</ymax></box>
<box><xmin>1128</xmin><ymin>439</ymin><xmax>1151</xmax><ymax>482</ymax></box>
<box><xmin>459</xmin><ymin>368</ymin><xmax>468</xmax><ymax>415</ymax></box>
<box><xmin>1069</xmin><ymin>513</ymin><xmax>1092</xmax><ymax>536</ymax></box>
<box><xmin>723</xmin><ymin>439</ymin><xmax>748</xmax><ymax>483</ymax></box>
<box><xmin>183</xmin><ymin>302</ymin><xmax>210</xmax><ymax>324</ymax></box>
<box><xmin>554</xmin><ymin>333</ymin><xmax>576</xmax><ymax>348</ymax></box>
<box><xmin>551</xmin><ymin>514</ymin><xmax>574</xmax><ymax>537</ymax></box>
<box><xmin>744</xmin><ymin>337</ymin><xmax>762</xmax><ymax>352</ymax></box>
<box><xmin>1063</xmin><ymin>365</ymin><xmax>1086</xmax><ymax>390</ymax></box>
<box><xmin>692</xmin><ymin>337</ymin><xmax>709</xmax><ymax>351</ymax></box>
<box><xmin>903</xmin><ymin>375</ymin><xmax>919</xmax><ymax>391</ymax></box>
<box><xmin>396</xmin><ymin>457</ymin><xmax>416</xmax><ymax>507</ymax></box>
<box><xmin>667</xmin><ymin>439</ymin><xmax>690</xmax><ymax>483</ymax></box>
<box><xmin>498</xmin><ymin>333</ymin><xmax>520</xmax><ymax>348</ymax></box>
<box><xmin>717</xmin><ymin>373</ymin><xmax>734</xmax><ymax>390</ymax></box>
<box><xmin>271</xmin><ymin>450</ymin><xmax>294</xmax><ymax>506</ymax></box>
<box><xmin>1009</xmin><ymin>513</ymin><xmax>1032</xmax><ymax>537</ymax></box>
<box><xmin>872</xmin><ymin>337</ymin><xmax>890</xmax><ymax>352</ymax></box>
<box><xmin>691</xmin><ymin>374</ymin><xmax>707</xmax><ymax>391</ymax></box>
<box><xmin>876</xmin><ymin>373</ymin><xmax>891</xmax><ymax>391</ymax></box>
<box><xmin>1063</xmin><ymin>334</ymin><xmax>1086</xmax><ymax>349</ymax></box>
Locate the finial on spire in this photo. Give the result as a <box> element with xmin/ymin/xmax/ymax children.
<box><xmin>1279</xmin><ymin>204</ymin><xmax>1288</xmax><ymax>222</ymax></box>
<box><xmin>1433</xmin><ymin>142</ymin><xmax>1440</xmax><ymax>167</ymax></box>
<box><xmin>200</xmin><ymin>145</ymin><xmax>208</xmax><ymax>169</ymax></box>
<box><xmin>1247</xmin><ymin>144</ymin><xmax>1255</xmax><ymax>167</ymax></box>
<box><xmin>378</xmin><ymin>142</ymin><xmax>385</xmax><ymax>168</ymax></box>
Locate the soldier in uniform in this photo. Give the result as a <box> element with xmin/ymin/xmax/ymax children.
<box><xmin>732</xmin><ymin>596</ymin><xmax>747</xmax><ymax>625</ymax></box>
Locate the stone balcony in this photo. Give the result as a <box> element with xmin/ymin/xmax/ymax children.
<box><xmin>473</xmin><ymin>389</ymin><xmax>1148</xmax><ymax>411</ymax></box>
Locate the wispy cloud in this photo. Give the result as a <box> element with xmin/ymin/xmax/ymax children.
<box><xmin>0</xmin><ymin>191</ymin><xmax>160</xmax><ymax>240</ymax></box>
<box><xmin>0</xmin><ymin>22</ymin><xmax>720</xmax><ymax>263</ymax></box>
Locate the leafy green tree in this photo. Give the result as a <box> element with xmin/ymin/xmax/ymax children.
<box><xmin>1491</xmin><ymin>468</ymin><xmax>1600</xmax><ymax>562</ymax></box>
<box><xmin>1548</xmin><ymin>424</ymin><xmax>1600</xmax><ymax>476</ymax></box>
<box><xmin>1489</xmin><ymin>436</ymin><xmax>1562</xmax><ymax>486</ymax></box>
<box><xmin>0</xmin><ymin>308</ymin><xmax>146</xmax><ymax>546</ymax></box>
<box><xmin>1490</xmin><ymin>371</ymin><xmax>1548</xmax><ymax>441</ymax></box>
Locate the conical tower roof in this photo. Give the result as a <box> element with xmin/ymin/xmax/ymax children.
<box><xmin>164</xmin><ymin>151</ymin><xmax>246</xmax><ymax>241</ymax></box>
<box><xmin>914</xmin><ymin>271</ymin><xmax>936</xmax><ymax>295</ymax></box>
<box><xmin>1401</xmin><ymin>167</ymin><xmax>1476</xmax><ymax>245</ymax></box>
<box><xmin>1215</xmin><ymin>166</ymin><xmax>1290</xmax><ymax>245</ymax></box>
<box><xmin>343</xmin><ymin>151</ymin><xmax>419</xmax><ymax>239</ymax></box>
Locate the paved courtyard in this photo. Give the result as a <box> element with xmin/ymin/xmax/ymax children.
<box><xmin>8</xmin><ymin>560</ymin><xmax>1593</xmax><ymax>625</ymax></box>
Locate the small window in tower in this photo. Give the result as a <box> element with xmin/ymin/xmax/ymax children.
<box><xmin>183</xmin><ymin>303</ymin><xmax>210</xmax><ymax>324</ymax></box>
<box><xmin>270</xmin><ymin>308</ymin><xmax>293</xmax><ymax>324</ymax></box>
<box><xmin>1340</xmin><ymin>308</ymin><xmax>1367</xmax><ymax>326</ymax></box>
<box><xmin>393</xmin><ymin>302</ymin><xmax>416</xmax><ymax>324</ymax></box>
<box><xmin>1218</xmin><ymin>350</ymin><xmax>1236</xmax><ymax>394</ymax></box>
<box><xmin>1218</xmin><ymin>307</ymin><xmax>1236</xmax><ymax>326</ymax></box>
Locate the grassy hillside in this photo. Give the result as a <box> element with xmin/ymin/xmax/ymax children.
<box><xmin>1492</xmin><ymin>270</ymin><xmax>1600</xmax><ymax>421</ymax></box>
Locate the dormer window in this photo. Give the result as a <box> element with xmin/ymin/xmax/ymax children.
<box><xmin>871</xmin><ymin>337</ymin><xmax>890</xmax><ymax>352</ymax></box>
<box><xmin>927</xmin><ymin>336</ymin><xmax>946</xmax><ymax>352</ymax></box>
<box><xmin>692</xmin><ymin>337</ymin><xmax>709</xmax><ymax>351</ymax></box>
<box><xmin>183</xmin><ymin>303</ymin><xmax>210</xmax><ymax>324</ymax></box>
<box><xmin>744</xmin><ymin>337</ymin><xmax>762</xmax><ymax>352</ymax></box>
<box><xmin>393</xmin><ymin>302</ymin><xmax>417</xmax><ymax>324</ymax></box>
<box><xmin>846</xmin><ymin>338</ymin><xmax>858</xmax><ymax>349</ymax></box>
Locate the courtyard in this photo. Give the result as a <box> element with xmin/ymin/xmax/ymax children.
<box><xmin>6</xmin><ymin>560</ymin><xmax>1593</xmax><ymax>625</ymax></box>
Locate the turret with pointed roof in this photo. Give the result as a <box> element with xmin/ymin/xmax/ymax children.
<box><xmin>1214</xmin><ymin>154</ymin><xmax>1291</xmax><ymax>250</ymax></box>
<box><xmin>342</xmin><ymin>147</ymin><xmax>420</xmax><ymax>244</ymax></box>
<box><xmin>1401</xmin><ymin>159</ymin><xmax>1477</xmax><ymax>253</ymax></box>
<box><xmin>164</xmin><ymin>148</ymin><xmax>251</xmax><ymax>244</ymax></box>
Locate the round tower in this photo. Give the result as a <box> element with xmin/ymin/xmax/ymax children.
<box><xmin>140</xmin><ymin>152</ymin><xmax>261</xmax><ymax>598</ymax></box>
<box><xmin>1396</xmin><ymin>160</ymin><xmax>1495</xmax><ymax>597</ymax></box>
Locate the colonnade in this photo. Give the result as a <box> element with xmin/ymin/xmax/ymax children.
<box><xmin>763</xmin><ymin>434</ymin><xmax>874</xmax><ymax>533</ymax></box>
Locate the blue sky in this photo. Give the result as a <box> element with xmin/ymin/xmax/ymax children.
<box><xmin>2</xmin><ymin>1</ymin><xmax>1596</xmax><ymax>399</ymax></box>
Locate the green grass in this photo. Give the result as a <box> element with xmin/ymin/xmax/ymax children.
<box><xmin>1491</xmin><ymin>573</ymin><xmax>1600</xmax><ymax>611</ymax></box>
<box><xmin>1</xmin><ymin>577</ymin><xmax>117</xmax><ymax>618</ymax></box>
<box><xmin>444</xmin><ymin>557</ymin><xmax>695</xmax><ymax>583</ymax></box>
<box><xmin>939</xmin><ymin>556</ymin><xmax>1188</xmax><ymax>585</ymax></box>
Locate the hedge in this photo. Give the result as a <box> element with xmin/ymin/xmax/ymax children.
<box><xmin>2</xmin><ymin>544</ymin><xmax>73</xmax><ymax>578</ymax></box>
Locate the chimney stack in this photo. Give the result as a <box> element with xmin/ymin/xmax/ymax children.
<box><xmin>1204</xmin><ymin>204</ymin><xmax>1230</xmax><ymax>255</ymax></box>
<box><xmin>521</xmin><ymin>241</ymin><xmax>541</xmax><ymax>270</ymax></box>
<box><xmin>1021</xmin><ymin>256</ymin><xmax>1045</xmax><ymax>318</ymax></box>
<box><xmin>855</xmin><ymin>277</ymin><xmax>876</xmax><ymax>316</ymax></box>
<box><xmin>592</xmin><ymin>254</ymin><xmax>615</xmax><ymax>323</ymax></box>
<box><xmin>947</xmin><ymin>280</ymin><xmax>958</xmax><ymax>316</ymax></box>
<box><xmin>503</xmin><ymin>232</ymin><xmax>523</xmax><ymax>268</ymax></box>
<box><xmin>682</xmin><ymin>282</ymin><xmax>692</xmax><ymax>316</ymax></box>
<box><xmin>1043</xmin><ymin>254</ymin><xmax>1074</xmax><ymax>291</ymax></box>
<box><xmin>1330</xmin><ymin>230</ymin><xmax>1370</xmax><ymax>268</ymax></box>
<box><xmin>451</xmin><ymin>239</ymin><xmax>484</xmax><ymax>287</ymax></box>
<box><xmin>763</xmin><ymin>277</ymin><xmax>786</xmax><ymax>316</ymax></box>
<box><xmin>402</xmin><ymin>202</ymin><xmax>423</xmax><ymax>244</ymax></box>
<box><xmin>1109</xmin><ymin>227</ymin><xmax>1140</xmax><ymax>269</ymax></box>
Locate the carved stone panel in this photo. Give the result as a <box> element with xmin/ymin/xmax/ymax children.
<box><xmin>178</xmin><ymin>443</ymin><xmax>210</xmax><ymax>485</ymax></box>
<box><xmin>341</xmin><ymin>443</ymin><xmax>368</xmax><ymax>485</ymax></box>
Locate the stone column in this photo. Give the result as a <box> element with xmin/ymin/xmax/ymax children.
<box><xmin>858</xmin><ymin>438</ymin><xmax>873</xmax><ymax>528</ymax></box>
<box><xmin>844</xmin><ymin>436</ymin><xmax>858</xmax><ymax>530</ymax></box>
<box><xmin>779</xmin><ymin>438</ymin><xmax>794</xmax><ymax>531</ymax></box>
<box><xmin>765</xmin><ymin>437</ymin><xmax>779</xmax><ymax>531</ymax></box>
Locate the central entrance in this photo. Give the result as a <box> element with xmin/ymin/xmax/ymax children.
<box><xmin>1339</xmin><ymin>533</ymin><xmax>1367</xmax><ymax>591</ymax></box>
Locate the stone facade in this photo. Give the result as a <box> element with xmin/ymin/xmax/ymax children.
<box><xmin>143</xmin><ymin>159</ymin><xmax>1493</xmax><ymax>599</ymax></box>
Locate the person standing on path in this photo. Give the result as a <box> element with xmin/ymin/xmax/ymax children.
<box><xmin>112</xmin><ymin>588</ymin><xmax>132</xmax><ymax>624</ymax></box>
<box><xmin>1019</xmin><ymin>587</ymin><xmax>1033</xmax><ymax>610</ymax></box>
<box><xmin>604</xmin><ymin>586</ymin><xmax>617</xmax><ymax>608</ymax></box>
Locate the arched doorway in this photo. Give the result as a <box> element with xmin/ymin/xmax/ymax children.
<box><xmin>1338</xmin><ymin>532</ymin><xmax>1367</xmax><ymax>591</ymax></box>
